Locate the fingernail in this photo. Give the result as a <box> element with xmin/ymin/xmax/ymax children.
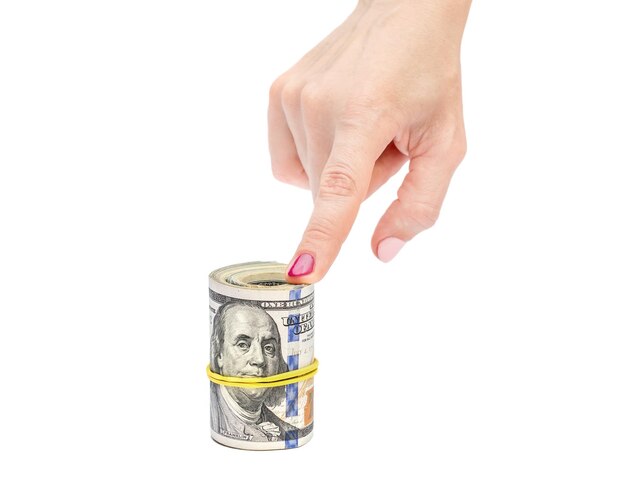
<box><xmin>287</xmin><ymin>253</ymin><xmax>315</xmax><ymax>277</ymax></box>
<box><xmin>377</xmin><ymin>237</ymin><xmax>405</xmax><ymax>263</ymax></box>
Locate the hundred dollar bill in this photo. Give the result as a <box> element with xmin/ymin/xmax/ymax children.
<box><xmin>208</xmin><ymin>262</ymin><xmax>315</xmax><ymax>450</ymax></box>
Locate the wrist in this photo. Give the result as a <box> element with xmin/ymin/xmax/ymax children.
<box><xmin>356</xmin><ymin>0</ymin><xmax>471</xmax><ymax>52</ymax></box>
<box><xmin>358</xmin><ymin>0</ymin><xmax>471</xmax><ymax>27</ymax></box>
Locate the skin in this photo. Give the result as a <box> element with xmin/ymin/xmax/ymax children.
<box><xmin>268</xmin><ymin>0</ymin><xmax>472</xmax><ymax>282</ymax></box>
<box><xmin>217</xmin><ymin>307</ymin><xmax>282</xmax><ymax>412</ymax></box>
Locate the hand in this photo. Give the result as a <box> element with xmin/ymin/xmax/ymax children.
<box><xmin>269</xmin><ymin>0</ymin><xmax>471</xmax><ymax>282</ymax></box>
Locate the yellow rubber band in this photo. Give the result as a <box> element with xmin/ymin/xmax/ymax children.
<box><xmin>206</xmin><ymin>358</ymin><xmax>319</xmax><ymax>388</ymax></box>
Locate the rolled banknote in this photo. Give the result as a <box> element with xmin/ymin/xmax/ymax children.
<box><xmin>208</xmin><ymin>262</ymin><xmax>316</xmax><ymax>450</ymax></box>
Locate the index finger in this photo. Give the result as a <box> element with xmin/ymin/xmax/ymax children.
<box><xmin>285</xmin><ymin>118</ymin><xmax>396</xmax><ymax>283</ymax></box>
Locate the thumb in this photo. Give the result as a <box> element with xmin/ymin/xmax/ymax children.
<box><xmin>286</xmin><ymin>121</ymin><xmax>394</xmax><ymax>283</ymax></box>
<box><xmin>371</xmin><ymin>140</ymin><xmax>466</xmax><ymax>263</ymax></box>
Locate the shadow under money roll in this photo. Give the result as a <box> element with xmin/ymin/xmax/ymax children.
<box><xmin>207</xmin><ymin>262</ymin><xmax>317</xmax><ymax>450</ymax></box>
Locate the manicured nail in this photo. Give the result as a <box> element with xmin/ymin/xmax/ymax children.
<box><xmin>287</xmin><ymin>253</ymin><xmax>315</xmax><ymax>277</ymax></box>
<box><xmin>377</xmin><ymin>237</ymin><xmax>405</xmax><ymax>263</ymax></box>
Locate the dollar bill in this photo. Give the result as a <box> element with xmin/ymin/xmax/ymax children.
<box><xmin>209</xmin><ymin>262</ymin><xmax>315</xmax><ymax>450</ymax></box>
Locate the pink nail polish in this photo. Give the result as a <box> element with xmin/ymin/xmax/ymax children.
<box><xmin>288</xmin><ymin>253</ymin><xmax>315</xmax><ymax>277</ymax></box>
<box><xmin>377</xmin><ymin>237</ymin><xmax>405</xmax><ymax>263</ymax></box>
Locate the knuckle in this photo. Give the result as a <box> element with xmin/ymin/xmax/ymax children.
<box><xmin>343</xmin><ymin>95</ymin><xmax>378</xmax><ymax>117</ymax></box>
<box><xmin>269</xmin><ymin>75</ymin><xmax>287</xmax><ymax>103</ymax></box>
<box><xmin>271</xmin><ymin>163</ymin><xmax>302</xmax><ymax>184</ymax></box>
<box><xmin>339</xmin><ymin>106</ymin><xmax>376</xmax><ymax>132</ymax></box>
<box><xmin>305</xmin><ymin>215</ymin><xmax>340</xmax><ymax>245</ymax></box>
<box><xmin>271</xmin><ymin>166</ymin><xmax>290</xmax><ymax>183</ymax></box>
<box><xmin>280</xmin><ymin>82</ymin><xmax>302</xmax><ymax>112</ymax></box>
<box><xmin>433</xmin><ymin>118</ymin><xmax>467</xmax><ymax>166</ymax></box>
<box><xmin>336</xmin><ymin>102</ymin><xmax>398</xmax><ymax>142</ymax></box>
<box><xmin>300</xmin><ymin>83</ymin><xmax>323</xmax><ymax>109</ymax></box>
<box><xmin>454</xmin><ymin>136</ymin><xmax>468</xmax><ymax>164</ymax></box>
<box><xmin>342</xmin><ymin>96</ymin><xmax>395</xmax><ymax>126</ymax></box>
<box><xmin>318</xmin><ymin>163</ymin><xmax>359</xmax><ymax>199</ymax></box>
<box><xmin>300</xmin><ymin>83</ymin><xmax>327</xmax><ymax>124</ymax></box>
<box><xmin>405</xmin><ymin>200</ymin><xmax>441</xmax><ymax>230</ymax></box>
<box><xmin>438</xmin><ymin>122</ymin><xmax>467</xmax><ymax>166</ymax></box>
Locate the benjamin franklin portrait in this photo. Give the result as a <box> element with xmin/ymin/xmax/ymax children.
<box><xmin>210</xmin><ymin>301</ymin><xmax>299</xmax><ymax>442</ymax></box>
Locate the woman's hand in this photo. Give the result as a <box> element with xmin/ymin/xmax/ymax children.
<box><xmin>268</xmin><ymin>0</ymin><xmax>471</xmax><ymax>282</ymax></box>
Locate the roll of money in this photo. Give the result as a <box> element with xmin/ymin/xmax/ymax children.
<box><xmin>208</xmin><ymin>262</ymin><xmax>316</xmax><ymax>450</ymax></box>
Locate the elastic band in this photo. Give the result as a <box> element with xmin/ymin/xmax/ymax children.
<box><xmin>206</xmin><ymin>358</ymin><xmax>318</xmax><ymax>388</ymax></box>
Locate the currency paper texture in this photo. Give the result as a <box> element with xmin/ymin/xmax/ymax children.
<box><xmin>209</xmin><ymin>262</ymin><xmax>315</xmax><ymax>450</ymax></box>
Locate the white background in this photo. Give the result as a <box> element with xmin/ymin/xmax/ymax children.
<box><xmin>1</xmin><ymin>1</ymin><xmax>625</xmax><ymax>485</ymax></box>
